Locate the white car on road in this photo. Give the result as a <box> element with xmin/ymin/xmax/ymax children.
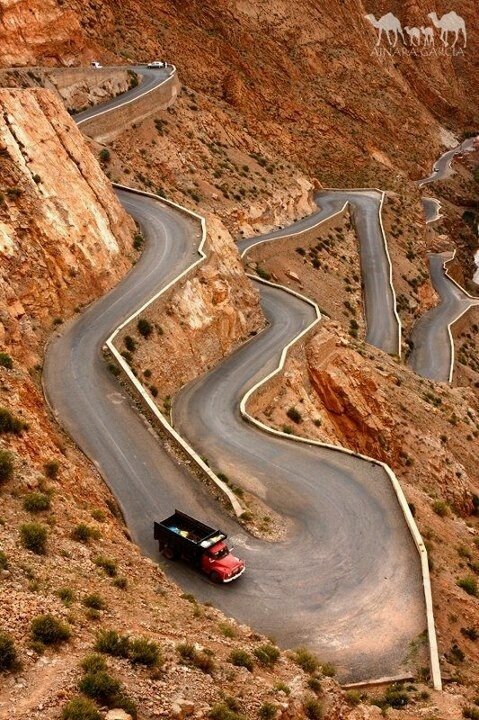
<box><xmin>90</xmin><ymin>61</ymin><xmax>102</xmax><ymax>69</ymax></box>
<box><xmin>147</xmin><ymin>60</ymin><xmax>166</xmax><ymax>69</ymax></box>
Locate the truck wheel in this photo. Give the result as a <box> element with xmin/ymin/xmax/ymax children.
<box><xmin>163</xmin><ymin>546</ymin><xmax>176</xmax><ymax>561</ymax></box>
<box><xmin>210</xmin><ymin>571</ymin><xmax>221</xmax><ymax>583</ymax></box>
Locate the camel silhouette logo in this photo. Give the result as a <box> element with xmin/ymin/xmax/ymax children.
<box><xmin>365</xmin><ymin>10</ymin><xmax>467</xmax><ymax>55</ymax></box>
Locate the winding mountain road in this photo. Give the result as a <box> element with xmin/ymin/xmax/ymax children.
<box><xmin>241</xmin><ymin>189</ymin><xmax>400</xmax><ymax>355</ymax></box>
<box><xmin>42</xmin><ymin>67</ymin><xmax>429</xmax><ymax>683</ymax></box>
<box><xmin>413</xmin><ymin>138</ymin><xmax>479</xmax><ymax>381</ymax></box>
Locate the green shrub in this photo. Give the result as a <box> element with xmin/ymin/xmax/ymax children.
<box><xmin>292</xmin><ymin>647</ymin><xmax>319</xmax><ymax>673</ymax></box>
<box><xmin>219</xmin><ymin>622</ymin><xmax>237</xmax><ymax>638</ymax></box>
<box><xmin>44</xmin><ymin>460</ymin><xmax>60</xmax><ymax>479</ymax></box>
<box><xmin>177</xmin><ymin>642</ymin><xmax>214</xmax><ymax>673</ymax></box>
<box><xmin>20</xmin><ymin>522</ymin><xmax>47</xmax><ymax>554</ymax></box>
<box><xmin>95</xmin><ymin>629</ymin><xmax>130</xmax><ymax>658</ymax></box>
<box><xmin>0</xmin><ymin>449</ymin><xmax>14</xmax><ymax>484</ymax></box>
<box><xmin>457</xmin><ymin>575</ymin><xmax>478</xmax><ymax>597</ymax></box>
<box><xmin>432</xmin><ymin>500</ymin><xmax>449</xmax><ymax>517</ymax></box>
<box><xmin>273</xmin><ymin>682</ymin><xmax>291</xmax><ymax>695</ymax></box>
<box><xmin>303</xmin><ymin>696</ymin><xmax>323</xmax><ymax>720</ymax></box>
<box><xmin>0</xmin><ymin>550</ymin><xmax>8</xmax><ymax>569</ymax></box>
<box><xmin>209</xmin><ymin>702</ymin><xmax>245</xmax><ymax>720</ymax></box>
<box><xmin>31</xmin><ymin>614</ymin><xmax>71</xmax><ymax>645</ymax></box>
<box><xmin>0</xmin><ymin>631</ymin><xmax>17</xmax><ymax>671</ymax></box>
<box><xmin>124</xmin><ymin>335</ymin><xmax>136</xmax><ymax>352</ymax></box>
<box><xmin>93</xmin><ymin>555</ymin><xmax>117</xmax><ymax>577</ymax></box>
<box><xmin>382</xmin><ymin>683</ymin><xmax>409</xmax><ymax>708</ymax></box>
<box><xmin>62</xmin><ymin>697</ymin><xmax>101</xmax><ymax>720</ymax></box>
<box><xmin>177</xmin><ymin>642</ymin><xmax>195</xmax><ymax>661</ymax></box>
<box><xmin>321</xmin><ymin>662</ymin><xmax>336</xmax><ymax>677</ymax></box>
<box><xmin>228</xmin><ymin>648</ymin><xmax>254</xmax><ymax>671</ymax></box>
<box><xmin>129</xmin><ymin>637</ymin><xmax>161</xmax><ymax>667</ymax></box>
<box><xmin>80</xmin><ymin>653</ymin><xmax>107</xmax><ymax>674</ymax></box>
<box><xmin>137</xmin><ymin>318</ymin><xmax>153</xmax><ymax>338</ymax></box>
<box><xmin>253</xmin><ymin>643</ymin><xmax>280</xmax><ymax>667</ymax></box>
<box><xmin>91</xmin><ymin>508</ymin><xmax>105</xmax><ymax>522</ymax></box>
<box><xmin>112</xmin><ymin>576</ymin><xmax>128</xmax><ymax>590</ymax></box>
<box><xmin>99</xmin><ymin>148</ymin><xmax>111</xmax><ymax>163</ymax></box>
<box><xmin>0</xmin><ymin>353</ymin><xmax>13</xmax><ymax>369</ymax></box>
<box><xmin>464</xmin><ymin>707</ymin><xmax>479</xmax><ymax>720</ymax></box>
<box><xmin>286</xmin><ymin>407</ymin><xmax>302</xmax><ymax>424</ymax></box>
<box><xmin>345</xmin><ymin>690</ymin><xmax>361</xmax><ymax>706</ymax></box>
<box><xmin>83</xmin><ymin>594</ymin><xmax>106</xmax><ymax>610</ymax></box>
<box><xmin>133</xmin><ymin>234</ymin><xmax>144</xmax><ymax>251</ymax></box>
<box><xmin>23</xmin><ymin>492</ymin><xmax>51</xmax><ymax>513</ymax></box>
<box><xmin>79</xmin><ymin>670</ymin><xmax>121</xmax><ymax>704</ymax></box>
<box><xmin>307</xmin><ymin>677</ymin><xmax>322</xmax><ymax>693</ymax></box>
<box><xmin>57</xmin><ymin>587</ymin><xmax>75</xmax><ymax>606</ymax></box>
<box><xmin>259</xmin><ymin>703</ymin><xmax>277</xmax><ymax>720</ymax></box>
<box><xmin>71</xmin><ymin>524</ymin><xmax>99</xmax><ymax>544</ymax></box>
<box><xmin>0</xmin><ymin>407</ymin><xmax>26</xmax><ymax>435</ymax></box>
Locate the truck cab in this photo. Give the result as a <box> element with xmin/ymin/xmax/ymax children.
<box><xmin>201</xmin><ymin>540</ymin><xmax>245</xmax><ymax>583</ymax></box>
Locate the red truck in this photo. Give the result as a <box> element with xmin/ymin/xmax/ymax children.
<box><xmin>154</xmin><ymin>510</ymin><xmax>245</xmax><ymax>583</ymax></box>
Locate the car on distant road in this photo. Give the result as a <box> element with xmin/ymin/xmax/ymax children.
<box><xmin>147</xmin><ymin>60</ymin><xmax>166</xmax><ymax>69</ymax></box>
<box><xmin>90</xmin><ymin>61</ymin><xmax>102</xmax><ymax>69</ymax></box>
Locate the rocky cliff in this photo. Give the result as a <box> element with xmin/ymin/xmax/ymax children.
<box><xmin>0</xmin><ymin>88</ymin><xmax>134</xmax><ymax>363</ymax></box>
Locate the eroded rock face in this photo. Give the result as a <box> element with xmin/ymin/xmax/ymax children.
<box><xmin>0</xmin><ymin>0</ymin><xmax>99</xmax><ymax>66</ymax></box>
<box><xmin>0</xmin><ymin>88</ymin><xmax>134</xmax><ymax>362</ymax></box>
<box><xmin>117</xmin><ymin>213</ymin><xmax>264</xmax><ymax>397</ymax></box>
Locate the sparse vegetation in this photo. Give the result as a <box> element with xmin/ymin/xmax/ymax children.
<box><xmin>432</xmin><ymin>500</ymin><xmax>449</xmax><ymax>517</ymax></box>
<box><xmin>93</xmin><ymin>555</ymin><xmax>117</xmax><ymax>576</ymax></box>
<box><xmin>83</xmin><ymin>594</ymin><xmax>106</xmax><ymax>611</ymax></box>
<box><xmin>99</xmin><ymin>148</ymin><xmax>111</xmax><ymax>163</ymax></box>
<box><xmin>20</xmin><ymin>522</ymin><xmax>48</xmax><ymax>554</ymax></box>
<box><xmin>286</xmin><ymin>407</ymin><xmax>302</xmax><ymax>424</ymax></box>
<box><xmin>303</xmin><ymin>695</ymin><xmax>323</xmax><ymax>719</ymax></box>
<box><xmin>128</xmin><ymin>637</ymin><xmax>162</xmax><ymax>667</ymax></box>
<box><xmin>0</xmin><ymin>449</ymin><xmax>14</xmax><ymax>485</ymax></box>
<box><xmin>23</xmin><ymin>492</ymin><xmax>51</xmax><ymax>513</ymax></box>
<box><xmin>0</xmin><ymin>352</ymin><xmax>13</xmax><ymax>369</ymax></box>
<box><xmin>62</xmin><ymin>697</ymin><xmax>101</xmax><ymax>720</ymax></box>
<box><xmin>31</xmin><ymin>614</ymin><xmax>71</xmax><ymax>646</ymax></box>
<box><xmin>44</xmin><ymin>460</ymin><xmax>60</xmax><ymax>479</ymax></box>
<box><xmin>0</xmin><ymin>631</ymin><xmax>18</xmax><ymax>672</ymax></box>
<box><xmin>71</xmin><ymin>524</ymin><xmax>99</xmax><ymax>544</ymax></box>
<box><xmin>229</xmin><ymin>648</ymin><xmax>254</xmax><ymax>671</ymax></box>
<box><xmin>0</xmin><ymin>407</ymin><xmax>27</xmax><ymax>435</ymax></box>
<box><xmin>94</xmin><ymin>629</ymin><xmax>129</xmax><ymax>658</ymax></box>
<box><xmin>457</xmin><ymin>575</ymin><xmax>478</xmax><ymax>597</ymax></box>
<box><xmin>253</xmin><ymin>643</ymin><xmax>280</xmax><ymax>667</ymax></box>
<box><xmin>259</xmin><ymin>702</ymin><xmax>277</xmax><ymax>720</ymax></box>
<box><xmin>292</xmin><ymin>647</ymin><xmax>319</xmax><ymax>673</ymax></box>
<box><xmin>137</xmin><ymin>317</ymin><xmax>153</xmax><ymax>338</ymax></box>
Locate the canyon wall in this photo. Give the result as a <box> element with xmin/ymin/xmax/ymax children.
<box><xmin>0</xmin><ymin>88</ymin><xmax>135</xmax><ymax>363</ymax></box>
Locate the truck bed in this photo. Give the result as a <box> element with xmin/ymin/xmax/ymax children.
<box><xmin>154</xmin><ymin>510</ymin><xmax>227</xmax><ymax>549</ymax></box>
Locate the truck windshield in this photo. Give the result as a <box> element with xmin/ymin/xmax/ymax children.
<box><xmin>209</xmin><ymin>546</ymin><xmax>228</xmax><ymax>559</ymax></box>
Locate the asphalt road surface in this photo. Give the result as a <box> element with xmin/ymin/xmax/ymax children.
<box><xmin>409</xmin><ymin>253</ymin><xmax>479</xmax><ymax>381</ymax></box>
<box><xmin>240</xmin><ymin>190</ymin><xmax>400</xmax><ymax>355</ymax></box>
<box><xmin>413</xmin><ymin>138</ymin><xmax>479</xmax><ymax>380</ymax></box>
<box><xmin>43</xmin><ymin>68</ymin><xmax>427</xmax><ymax>682</ymax></box>
<box><xmin>74</xmin><ymin>65</ymin><xmax>172</xmax><ymax>126</ymax></box>
<box><xmin>418</xmin><ymin>137</ymin><xmax>477</xmax><ymax>187</ymax></box>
